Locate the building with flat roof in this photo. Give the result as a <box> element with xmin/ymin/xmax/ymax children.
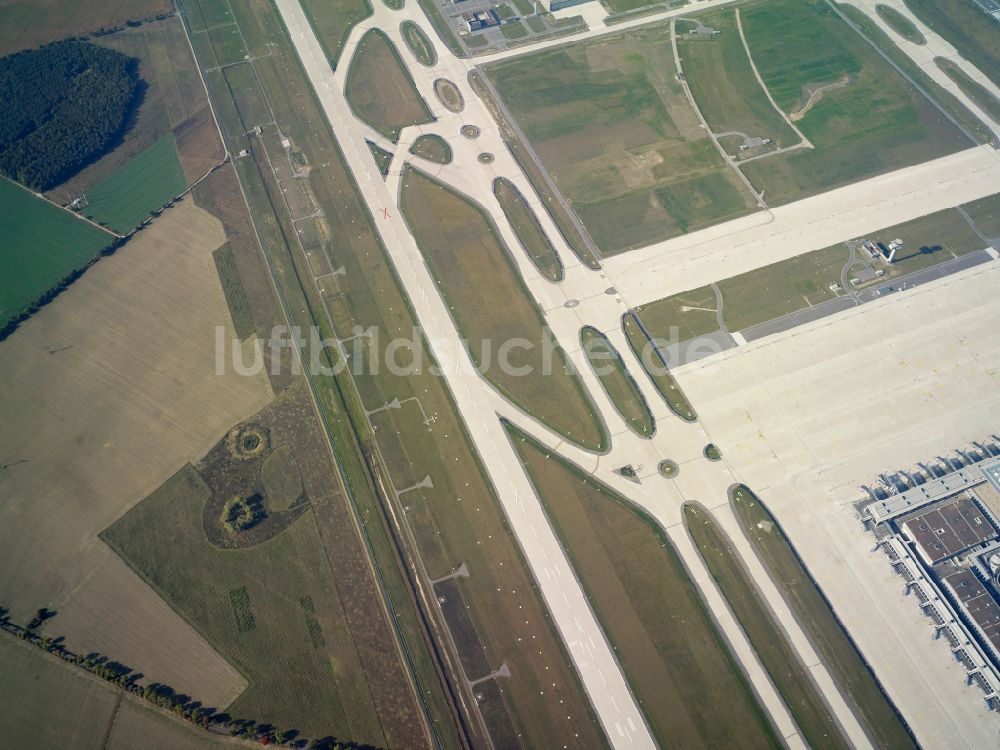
<box><xmin>901</xmin><ymin>495</ymin><xmax>997</xmax><ymax>565</ymax></box>
<box><xmin>943</xmin><ymin>570</ymin><xmax>1000</xmax><ymax>659</ymax></box>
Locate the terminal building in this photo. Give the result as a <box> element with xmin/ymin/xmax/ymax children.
<box><xmin>863</xmin><ymin>452</ymin><xmax>1000</xmax><ymax>710</ymax></box>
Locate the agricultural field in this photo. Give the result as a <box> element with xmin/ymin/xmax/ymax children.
<box><xmin>299</xmin><ymin>0</ymin><xmax>371</xmax><ymax>69</ymax></box>
<box><xmin>684</xmin><ymin>504</ymin><xmax>850</xmax><ymax>750</ymax></box>
<box><xmin>53</xmin><ymin>16</ymin><xmax>223</xmax><ymax>202</ymax></box>
<box><xmin>738</xmin><ymin>0</ymin><xmax>969</xmax><ymax>204</ymax></box>
<box><xmin>410</xmin><ymin>133</ymin><xmax>453</xmax><ymax>164</ymax></box>
<box><xmin>580</xmin><ymin>326</ymin><xmax>654</xmax><ymax>436</ymax></box>
<box><xmin>0</xmin><ymin>636</ymin><xmax>120</xmax><ymax>749</ymax></box>
<box><xmin>731</xmin><ymin>486</ymin><xmax>917</xmax><ymax>750</ymax></box>
<box><xmin>0</xmin><ymin>178</ymin><xmax>113</xmax><ymax>327</ymax></box>
<box><xmin>103</xmin><ymin>384</ymin><xmax>399</xmax><ymax>743</ymax></box>
<box><xmin>182</xmin><ymin>0</ymin><xmax>610</xmax><ymax>746</ymax></box>
<box><xmin>904</xmin><ymin>0</ymin><xmax>1000</xmax><ymax>90</ymax></box>
<box><xmin>484</xmin><ymin>25</ymin><xmax>758</xmax><ymax>255</ymax></box>
<box><xmin>835</xmin><ymin>5</ymin><xmax>996</xmax><ymax>146</ymax></box>
<box><xmin>399</xmin><ymin>166</ymin><xmax>607</xmax><ymax>449</ymax></box>
<box><xmin>0</xmin><ymin>201</ymin><xmax>270</xmax><ymax>708</ymax></box>
<box><xmin>510</xmin><ymin>430</ymin><xmax>781</xmax><ymax>749</ymax></box>
<box><xmin>0</xmin><ymin>0</ymin><xmax>172</xmax><ymax>55</ymax></box>
<box><xmin>0</xmin><ymin>636</ymin><xmax>238</xmax><ymax>750</ymax></box>
<box><xmin>345</xmin><ymin>29</ymin><xmax>434</xmax><ymax>142</ymax></box>
<box><xmin>82</xmin><ymin>133</ymin><xmax>188</xmax><ymax>232</ymax></box>
<box><xmin>677</xmin><ymin>10</ymin><xmax>800</xmax><ymax>150</ymax></box>
<box><xmin>622</xmin><ymin>313</ymin><xmax>697</xmax><ymax>421</ymax></box>
<box><xmin>493</xmin><ymin>176</ymin><xmax>564</xmax><ymax>282</ymax></box>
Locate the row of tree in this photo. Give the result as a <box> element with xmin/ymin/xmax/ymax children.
<box><xmin>0</xmin><ymin>40</ymin><xmax>140</xmax><ymax>190</ymax></box>
<box><xmin>0</xmin><ymin>607</ymin><xmax>369</xmax><ymax>749</ymax></box>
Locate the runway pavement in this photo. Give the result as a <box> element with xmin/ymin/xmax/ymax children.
<box><xmin>269</xmin><ymin>0</ymin><xmax>1000</xmax><ymax>746</ymax></box>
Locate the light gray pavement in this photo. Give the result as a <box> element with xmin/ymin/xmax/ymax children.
<box><xmin>272</xmin><ymin>0</ymin><xmax>1000</xmax><ymax>746</ymax></box>
<box><xmin>603</xmin><ymin>145</ymin><xmax>1000</xmax><ymax>309</ymax></box>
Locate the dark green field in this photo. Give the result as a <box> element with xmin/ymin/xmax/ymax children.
<box><xmin>511</xmin><ymin>430</ymin><xmax>781</xmax><ymax>749</ymax></box>
<box><xmin>685</xmin><ymin>503</ymin><xmax>851</xmax><ymax>750</ymax></box>
<box><xmin>740</xmin><ymin>0</ymin><xmax>969</xmax><ymax>204</ymax></box>
<box><xmin>731</xmin><ymin>486</ymin><xmax>917</xmax><ymax>750</ymax></box>
<box><xmin>83</xmin><ymin>133</ymin><xmax>187</xmax><ymax>233</ymax></box>
<box><xmin>399</xmin><ymin>166</ymin><xmax>607</xmax><ymax>450</ymax></box>
<box><xmin>0</xmin><ymin>178</ymin><xmax>113</xmax><ymax>327</ymax></box>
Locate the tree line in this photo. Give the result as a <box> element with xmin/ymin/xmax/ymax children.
<box><xmin>1</xmin><ymin>606</ymin><xmax>373</xmax><ymax>749</ymax></box>
<box><xmin>0</xmin><ymin>40</ymin><xmax>140</xmax><ymax>190</ymax></box>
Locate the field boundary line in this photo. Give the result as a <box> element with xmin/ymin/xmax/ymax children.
<box><xmin>734</xmin><ymin>7</ymin><xmax>813</xmax><ymax>148</ymax></box>
<box><xmin>99</xmin><ymin>689</ymin><xmax>125</xmax><ymax>750</ymax></box>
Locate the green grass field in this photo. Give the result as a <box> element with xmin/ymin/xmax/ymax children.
<box><xmin>739</xmin><ymin>0</ymin><xmax>969</xmax><ymax>204</ymax></box>
<box><xmin>510</xmin><ymin>431</ymin><xmax>781</xmax><ymax>749</ymax></box>
<box><xmin>493</xmin><ymin>177</ymin><xmax>563</xmax><ymax>282</ymax></box>
<box><xmin>300</xmin><ymin>0</ymin><xmax>371</xmax><ymax>69</ymax></box>
<box><xmin>622</xmin><ymin>313</ymin><xmax>696</xmax><ymax>421</ymax></box>
<box><xmin>639</xmin><ymin>199</ymin><xmax>991</xmax><ymax>335</ymax></box>
<box><xmin>684</xmin><ymin>503</ymin><xmax>851</xmax><ymax>750</ymax></box>
<box><xmin>904</xmin><ymin>0</ymin><xmax>1000</xmax><ymax>90</ymax></box>
<box><xmin>366</xmin><ymin>139</ymin><xmax>394</xmax><ymax>176</ymax></box>
<box><xmin>345</xmin><ymin>29</ymin><xmax>433</xmax><ymax>142</ymax></box>
<box><xmin>835</xmin><ymin>4</ymin><xmax>996</xmax><ymax>146</ymax></box>
<box><xmin>409</xmin><ymin>134</ymin><xmax>452</xmax><ymax>164</ymax></box>
<box><xmin>187</xmin><ymin>0</ymin><xmax>609</xmax><ymax>744</ymax></box>
<box><xmin>401</xmin><ymin>20</ymin><xmax>437</xmax><ymax>66</ymax></box>
<box><xmin>103</xmin><ymin>464</ymin><xmax>386</xmax><ymax>743</ymax></box>
<box><xmin>580</xmin><ymin>326</ymin><xmax>654</xmax><ymax>436</ymax></box>
<box><xmin>730</xmin><ymin>486</ymin><xmax>917</xmax><ymax>750</ymax></box>
<box><xmin>484</xmin><ymin>25</ymin><xmax>757</xmax><ymax>254</ymax></box>
<box><xmin>717</xmin><ymin>244</ymin><xmax>849</xmax><ymax>331</ymax></box>
<box><xmin>212</xmin><ymin>243</ymin><xmax>255</xmax><ymax>339</ymax></box>
<box><xmin>0</xmin><ymin>178</ymin><xmax>113</xmax><ymax>327</ymax></box>
<box><xmin>679</xmin><ymin>10</ymin><xmax>800</xmax><ymax>149</ymax></box>
<box><xmin>83</xmin><ymin>134</ymin><xmax>187</xmax><ymax>233</ymax></box>
<box><xmin>400</xmin><ymin>166</ymin><xmax>607</xmax><ymax>450</ymax></box>
<box><xmin>875</xmin><ymin>4</ymin><xmax>925</xmax><ymax>44</ymax></box>
<box><xmin>634</xmin><ymin>284</ymin><xmax>719</xmax><ymax>342</ymax></box>
<box><xmin>964</xmin><ymin>193</ymin><xmax>1000</xmax><ymax>239</ymax></box>
<box><xmin>935</xmin><ymin>57</ymin><xmax>1000</xmax><ymax>124</ymax></box>
<box><xmin>468</xmin><ymin>71</ymin><xmax>601</xmax><ymax>268</ymax></box>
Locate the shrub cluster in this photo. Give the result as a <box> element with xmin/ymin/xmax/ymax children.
<box><xmin>0</xmin><ymin>40</ymin><xmax>140</xmax><ymax>190</ymax></box>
